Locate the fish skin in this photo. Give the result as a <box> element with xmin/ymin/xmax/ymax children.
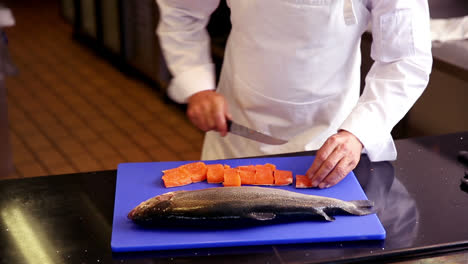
<box><xmin>127</xmin><ymin>186</ymin><xmax>374</xmax><ymax>227</ymax></box>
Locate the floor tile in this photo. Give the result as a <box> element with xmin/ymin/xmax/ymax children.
<box><xmin>36</xmin><ymin>148</ymin><xmax>70</xmax><ymax>168</ymax></box>
<box><xmin>16</xmin><ymin>162</ymin><xmax>48</xmax><ymax>178</ymax></box>
<box><xmin>10</xmin><ymin>117</ymin><xmax>38</xmax><ymax>136</ymax></box>
<box><xmin>130</xmin><ymin>130</ymin><xmax>163</xmax><ymax>148</ymax></box>
<box><xmin>11</xmin><ymin>142</ymin><xmax>36</xmax><ymax>165</ymax></box>
<box><xmin>69</xmin><ymin>154</ymin><xmax>103</xmax><ymax>173</ymax></box>
<box><xmin>4</xmin><ymin>0</ymin><xmax>203</xmax><ymax>179</ymax></box>
<box><xmin>146</xmin><ymin>147</ymin><xmax>180</xmax><ymax>162</ymax></box>
<box><xmin>23</xmin><ymin>132</ymin><xmax>53</xmax><ymax>152</ymax></box>
<box><xmin>33</xmin><ymin>111</ymin><xmax>60</xmax><ymax>126</ymax></box>
<box><xmin>87</xmin><ymin>117</ymin><xmax>117</xmax><ymax>133</ymax></box>
<box><xmin>105</xmin><ymin>131</ymin><xmax>138</xmax><ymax>150</ymax></box>
<box><xmin>72</xmin><ymin>127</ymin><xmax>100</xmax><ymax>142</ymax></box>
<box><xmin>100</xmin><ymin>156</ymin><xmax>128</xmax><ymax>171</ymax></box>
<box><xmin>41</xmin><ymin>121</ymin><xmax>72</xmax><ymax>140</ymax></box>
<box><xmin>55</xmin><ymin>138</ymin><xmax>88</xmax><ymax>156</ymax></box>
<box><xmin>47</xmin><ymin>163</ymin><xmax>76</xmax><ymax>176</ymax></box>
<box><xmin>119</xmin><ymin>148</ymin><xmax>153</xmax><ymax>163</ymax></box>
<box><xmin>86</xmin><ymin>140</ymin><xmax>120</xmax><ymax>158</ymax></box>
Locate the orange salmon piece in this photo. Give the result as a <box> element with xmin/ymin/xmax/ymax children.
<box><xmin>254</xmin><ymin>165</ymin><xmax>274</xmax><ymax>185</ymax></box>
<box><xmin>265</xmin><ymin>163</ymin><xmax>276</xmax><ymax>170</ymax></box>
<box><xmin>274</xmin><ymin>169</ymin><xmax>293</xmax><ymax>186</ymax></box>
<box><xmin>223</xmin><ymin>168</ymin><xmax>241</xmax><ymax>187</ymax></box>
<box><xmin>180</xmin><ymin>162</ymin><xmax>207</xmax><ymax>182</ymax></box>
<box><xmin>237</xmin><ymin>165</ymin><xmax>256</xmax><ymax>171</ymax></box>
<box><xmin>295</xmin><ymin>175</ymin><xmax>313</xmax><ymax>188</ymax></box>
<box><xmin>237</xmin><ymin>165</ymin><xmax>256</xmax><ymax>185</ymax></box>
<box><xmin>162</xmin><ymin>167</ymin><xmax>192</xmax><ymax>188</ymax></box>
<box><xmin>206</xmin><ymin>164</ymin><xmax>225</xmax><ymax>183</ymax></box>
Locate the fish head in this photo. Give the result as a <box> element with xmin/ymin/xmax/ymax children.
<box><xmin>127</xmin><ymin>192</ymin><xmax>175</xmax><ymax>221</ymax></box>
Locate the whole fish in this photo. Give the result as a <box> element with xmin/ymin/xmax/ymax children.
<box><xmin>128</xmin><ymin>186</ymin><xmax>374</xmax><ymax>227</ymax></box>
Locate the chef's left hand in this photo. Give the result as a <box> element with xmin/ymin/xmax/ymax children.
<box><xmin>306</xmin><ymin>130</ymin><xmax>363</xmax><ymax>189</ymax></box>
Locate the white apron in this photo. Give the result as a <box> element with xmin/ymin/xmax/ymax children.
<box><xmin>202</xmin><ymin>0</ymin><xmax>371</xmax><ymax>160</ymax></box>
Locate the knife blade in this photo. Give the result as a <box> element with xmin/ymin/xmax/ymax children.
<box><xmin>227</xmin><ymin>120</ymin><xmax>288</xmax><ymax>145</ymax></box>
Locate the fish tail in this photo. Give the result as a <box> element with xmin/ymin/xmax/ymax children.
<box><xmin>346</xmin><ymin>200</ymin><xmax>375</xmax><ymax>216</ymax></box>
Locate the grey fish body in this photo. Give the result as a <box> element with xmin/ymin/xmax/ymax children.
<box><xmin>128</xmin><ymin>186</ymin><xmax>374</xmax><ymax>227</ymax></box>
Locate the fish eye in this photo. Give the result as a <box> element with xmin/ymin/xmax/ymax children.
<box><xmin>154</xmin><ymin>200</ymin><xmax>172</xmax><ymax>212</ymax></box>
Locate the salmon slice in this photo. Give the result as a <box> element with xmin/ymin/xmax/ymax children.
<box><xmin>295</xmin><ymin>175</ymin><xmax>314</xmax><ymax>188</ymax></box>
<box><xmin>254</xmin><ymin>165</ymin><xmax>274</xmax><ymax>185</ymax></box>
<box><xmin>180</xmin><ymin>162</ymin><xmax>207</xmax><ymax>182</ymax></box>
<box><xmin>162</xmin><ymin>167</ymin><xmax>192</xmax><ymax>188</ymax></box>
<box><xmin>223</xmin><ymin>168</ymin><xmax>241</xmax><ymax>187</ymax></box>
<box><xmin>264</xmin><ymin>163</ymin><xmax>276</xmax><ymax>170</ymax></box>
<box><xmin>206</xmin><ymin>164</ymin><xmax>225</xmax><ymax>183</ymax></box>
<box><xmin>237</xmin><ymin>165</ymin><xmax>256</xmax><ymax>171</ymax></box>
<box><xmin>237</xmin><ymin>165</ymin><xmax>256</xmax><ymax>185</ymax></box>
<box><xmin>274</xmin><ymin>169</ymin><xmax>293</xmax><ymax>186</ymax></box>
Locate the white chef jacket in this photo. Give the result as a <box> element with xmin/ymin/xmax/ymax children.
<box><xmin>156</xmin><ymin>0</ymin><xmax>433</xmax><ymax>162</ymax></box>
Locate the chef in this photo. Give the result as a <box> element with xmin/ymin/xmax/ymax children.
<box><xmin>155</xmin><ymin>0</ymin><xmax>432</xmax><ymax>188</ymax></box>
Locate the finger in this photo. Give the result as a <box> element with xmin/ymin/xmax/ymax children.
<box><xmin>224</xmin><ymin>99</ymin><xmax>232</xmax><ymax>120</ymax></box>
<box><xmin>187</xmin><ymin>106</ymin><xmax>205</xmax><ymax>131</ymax></box>
<box><xmin>319</xmin><ymin>158</ymin><xmax>353</xmax><ymax>188</ymax></box>
<box><xmin>186</xmin><ymin>91</ymin><xmax>220</xmax><ymax>132</ymax></box>
<box><xmin>217</xmin><ymin>116</ymin><xmax>228</xmax><ymax>137</ymax></box>
<box><xmin>306</xmin><ymin>136</ymin><xmax>340</xmax><ymax>184</ymax></box>
<box><xmin>311</xmin><ymin>148</ymin><xmax>345</xmax><ymax>188</ymax></box>
<box><xmin>201</xmin><ymin>102</ymin><xmax>217</xmax><ymax>131</ymax></box>
<box><xmin>223</xmin><ymin>103</ymin><xmax>232</xmax><ymax>137</ymax></box>
<box><xmin>213</xmin><ymin>99</ymin><xmax>229</xmax><ymax>136</ymax></box>
<box><xmin>190</xmin><ymin>103</ymin><xmax>214</xmax><ymax>132</ymax></box>
<box><xmin>225</xmin><ymin>110</ymin><xmax>232</xmax><ymax>121</ymax></box>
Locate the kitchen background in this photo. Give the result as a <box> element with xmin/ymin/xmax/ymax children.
<box><xmin>0</xmin><ymin>0</ymin><xmax>467</xmax><ymax>181</ymax></box>
<box><xmin>0</xmin><ymin>1</ymin><xmax>466</xmax><ymax>263</ymax></box>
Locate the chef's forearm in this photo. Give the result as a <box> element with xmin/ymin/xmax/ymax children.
<box><xmin>156</xmin><ymin>0</ymin><xmax>220</xmax><ymax>103</ymax></box>
<box><xmin>339</xmin><ymin>0</ymin><xmax>432</xmax><ymax>162</ymax></box>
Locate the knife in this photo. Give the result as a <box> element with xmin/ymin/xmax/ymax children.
<box><xmin>227</xmin><ymin>120</ymin><xmax>288</xmax><ymax>145</ymax></box>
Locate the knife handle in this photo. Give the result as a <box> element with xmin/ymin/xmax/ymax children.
<box><xmin>226</xmin><ymin>119</ymin><xmax>233</xmax><ymax>130</ymax></box>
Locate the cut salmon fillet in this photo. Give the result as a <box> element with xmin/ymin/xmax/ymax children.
<box><xmin>274</xmin><ymin>169</ymin><xmax>293</xmax><ymax>186</ymax></box>
<box><xmin>206</xmin><ymin>164</ymin><xmax>224</xmax><ymax>183</ymax></box>
<box><xmin>237</xmin><ymin>165</ymin><xmax>256</xmax><ymax>185</ymax></box>
<box><xmin>162</xmin><ymin>167</ymin><xmax>192</xmax><ymax>188</ymax></box>
<box><xmin>254</xmin><ymin>165</ymin><xmax>274</xmax><ymax>185</ymax></box>
<box><xmin>295</xmin><ymin>175</ymin><xmax>314</xmax><ymax>188</ymax></box>
<box><xmin>180</xmin><ymin>162</ymin><xmax>207</xmax><ymax>182</ymax></box>
<box><xmin>264</xmin><ymin>163</ymin><xmax>276</xmax><ymax>170</ymax></box>
<box><xmin>237</xmin><ymin>165</ymin><xmax>255</xmax><ymax>171</ymax></box>
<box><xmin>223</xmin><ymin>168</ymin><xmax>241</xmax><ymax>187</ymax></box>
<box><xmin>162</xmin><ymin>162</ymin><xmax>295</xmax><ymax>188</ymax></box>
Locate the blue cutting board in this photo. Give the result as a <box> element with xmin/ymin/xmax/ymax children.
<box><xmin>111</xmin><ymin>156</ymin><xmax>385</xmax><ymax>252</ymax></box>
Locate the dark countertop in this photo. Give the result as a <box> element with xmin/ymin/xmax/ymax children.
<box><xmin>0</xmin><ymin>132</ymin><xmax>467</xmax><ymax>264</ymax></box>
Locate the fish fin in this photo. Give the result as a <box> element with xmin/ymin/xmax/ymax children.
<box><xmin>347</xmin><ymin>200</ymin><xmax>375</xmax><ymax>216</ymax></box>
<box><xmin>317</xmin><ymin>209</ymin><xmax>335</xmax><ymax>221</ymax></box>
<box><xmin>247</xmin><ymin>212</ymin><xmax>276</xmax><ymax>221</ymax></box>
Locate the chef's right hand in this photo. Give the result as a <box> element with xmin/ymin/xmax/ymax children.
<box><xmin>187</xmin><ymin>90</ymin><xmax>232</xmax><ymax>136</ymax></box>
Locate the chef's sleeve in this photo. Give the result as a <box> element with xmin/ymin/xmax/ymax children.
<box><xmin>339</xmin><ymin>0</ymin><xmax>433</xmax><ymax>161</ymax></box>
<box><xmin>155</xmin><ymin>0</ymin><xmax>220</xmax><ymax>103</ymax></box>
